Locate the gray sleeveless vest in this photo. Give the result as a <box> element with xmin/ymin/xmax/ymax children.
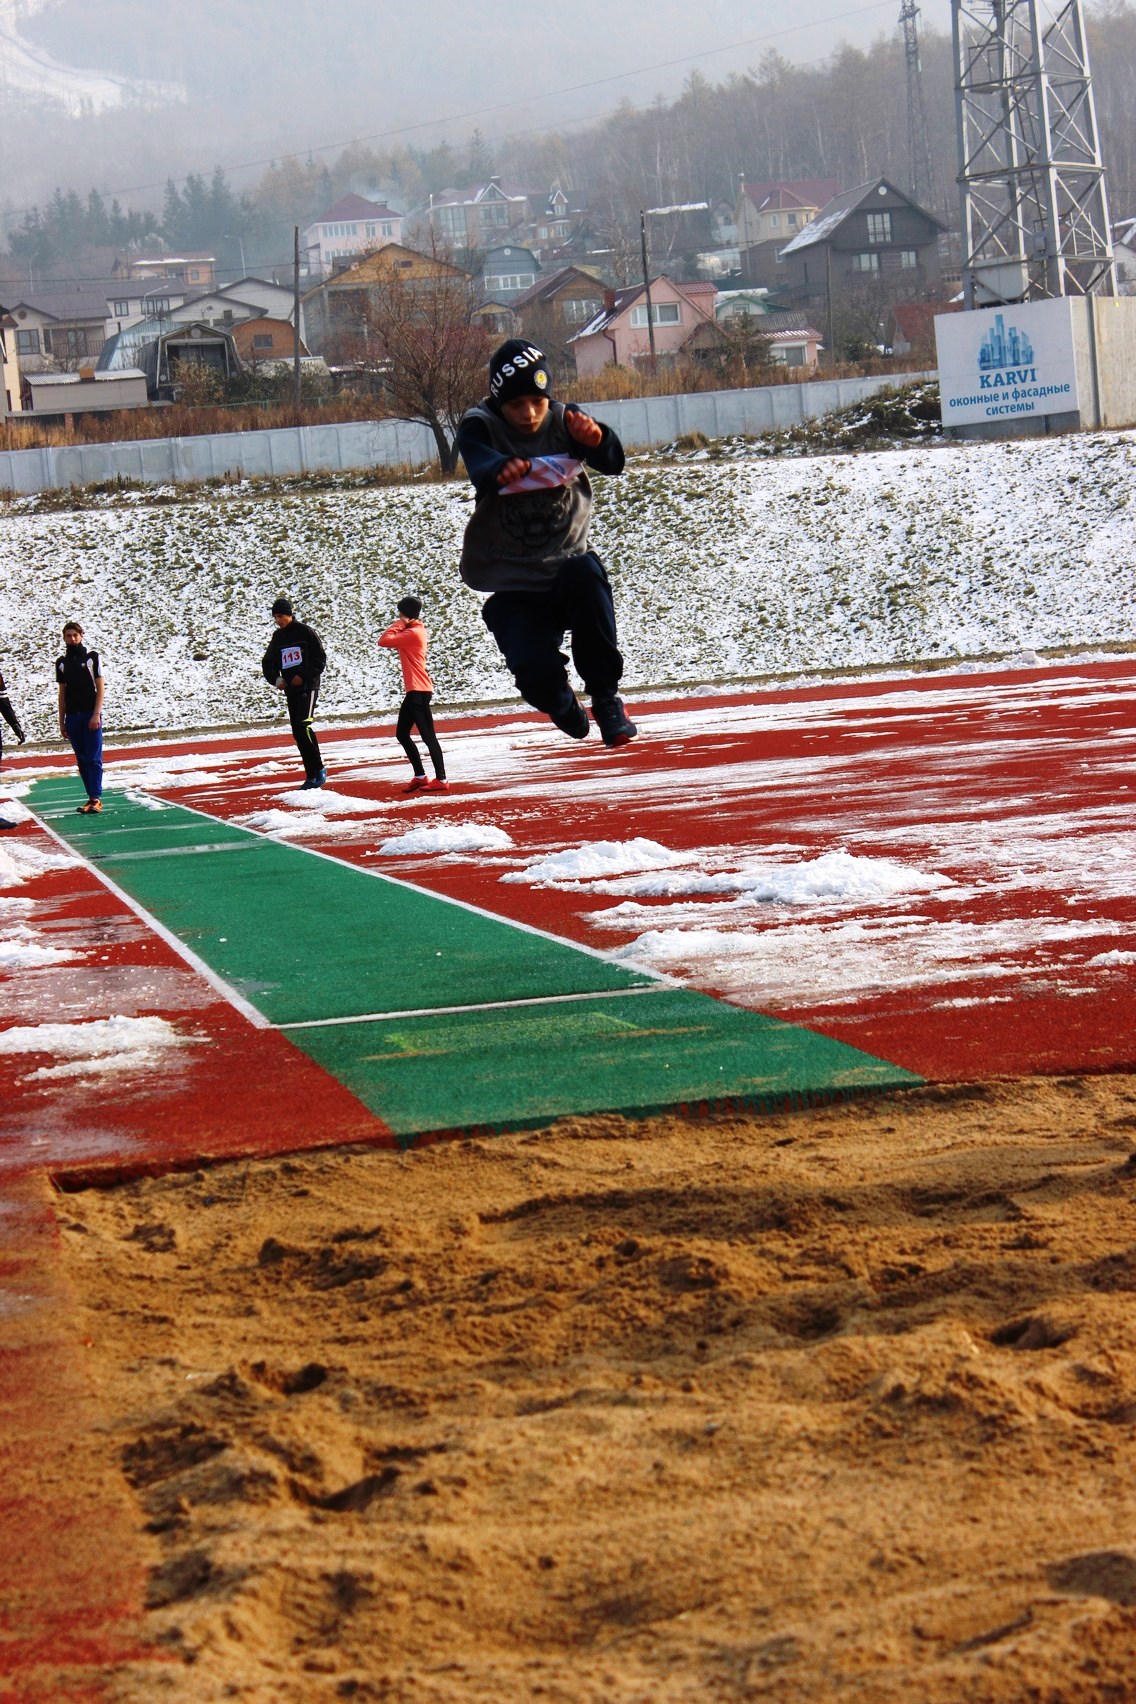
<box><xmin>458</xmin><ymin>398</ymin><xmax>596</xmax><ymax>594</ymax></box>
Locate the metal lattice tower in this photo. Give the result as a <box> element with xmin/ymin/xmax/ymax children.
<box><xmin>952</xmin><ymin>0</ymin><xmax>1116</xmax><ymax>306</ymax></box>
<box><xmin>901</xmin><ymin>0</ymin><xmax>935</xmax><ymax>210</ymax></box>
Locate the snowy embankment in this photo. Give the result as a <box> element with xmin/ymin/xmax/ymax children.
<box><xmin>2</xmin><ymin>429</ymin><xmax>1133</xmax><ymax>739</ymax></box>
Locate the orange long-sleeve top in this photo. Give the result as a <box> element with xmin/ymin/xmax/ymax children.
<box><xmin>378</xmin><ymin>619</ymin><xmax>433</xmax><ymax>693</ymax></box>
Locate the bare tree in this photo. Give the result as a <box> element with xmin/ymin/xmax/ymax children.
<box><xmin>358</xmin><ymin>236</ymin><xmax>493</xmax><ymax>472</ymax></box>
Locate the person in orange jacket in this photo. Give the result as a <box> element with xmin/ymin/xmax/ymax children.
<box><xmin>378</xmin><ymin>597</ymin><xmax>448</xmax><ymax>795</ymax></box>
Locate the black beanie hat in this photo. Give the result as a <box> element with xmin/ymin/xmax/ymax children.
<box><xmin>488</xmin><ymin>339</ymin><xmax>552</xmax><ymax>404</ymax></box>
<box><xmin>271</xmin><ymin>596</ymin><xmax>293</xmax><ymax>616</ymax></box>
<box><xmin>397</xmin><ymin>596</ymin><xmax>421</xmax><ymax>619</ymax></box>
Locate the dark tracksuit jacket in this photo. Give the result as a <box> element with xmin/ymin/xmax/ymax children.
<box><xmin>0</xmin><ymin>670</ymin><xmax>25</xmax><ymax>763</ymax></box>
<box><xmin>55</xmin><ymin>645</ymin><xmax>104</xmax><ymax>799</ymax></box>
<box><xmin>261</xmin><ymin>620</ymin><xmax>327</xmax><ymax>779</ymax></box>
<box><xmin>454</xmin><ymin>399</ymin><xmax>626</xmax><ymax>711</ymax></box>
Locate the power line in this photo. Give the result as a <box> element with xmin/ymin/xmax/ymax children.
<box><xmin>9</xmin><ymin>0</ymin><xmax>899</xmax><ymax>210</ymax></box>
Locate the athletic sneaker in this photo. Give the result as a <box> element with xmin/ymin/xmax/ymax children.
<box><xmin>591</xmin><ymin>695</ymin><xmax>638</xmax><ymax>748</ymax></box>
<box><xmin>402</xmin><ymin>774</ymin><xmax>429</xmax><ymax>794</ymax></box>
<box><xmin>550</xmin><ymin>694</ymin><xmax>589</xmax><ymax>740</ymax></box>
<box><xmin>77</xmin><ymin>798</ymin><xmax>103</xmax><ymax>814</ymax></box>
<box><xmin>425</xmin><ymin>778</ymin><xmax>449</xmax><ymax>793</ymax></box>
<box><xmin>300</xmin><ymin>767</ymin><xmax>327</xmax><ymax>791</ymax></box>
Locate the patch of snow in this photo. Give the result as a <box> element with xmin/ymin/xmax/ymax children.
<box><xmin>0</xmin><ymin>841</ymin><xmax>80</xmax><ymax>888</ymax></box>
<box><xmin>501</xmin><ymin>838</ymin><xmax>685</xmax><ymax>886</ymax></box>
<box><xmin>0</xmin><ymin>924</ymin><xmax>80</xmax><ymax>970</ymax></box>
<box><xmin>377</xmin><ymin>823</ymin><xmax>515</xmax><ymax>857</ymax></box>
<box><xmin>0</xmin><ymin>1014</ymin><xmax>195</xmax><ymax>1081</ymax></box>
<box><xmin>609</xmin><ymin>914</ymin><xmax>1117</xmax><ymax>1006</ymax></box>
<box><xmin>563</xmin><ymin>849</ymin><xmax>954</xmax><ymax>905</ymax></box>
<box><xmin>275</xmin><ymin>788</ymin><xmax>384</xmax><ymax>815</ymax></box>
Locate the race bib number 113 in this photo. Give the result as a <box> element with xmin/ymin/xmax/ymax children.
<box><xmin>280</xmin><ymin>645</ymin><xmax>303</xmax><ymax>669</ymax></box>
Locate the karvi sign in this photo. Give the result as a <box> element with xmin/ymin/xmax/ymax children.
<box><xmin>935</xmin><ymin>299</ymin><xmax>1078</xmax><ymax>426</ymax></box>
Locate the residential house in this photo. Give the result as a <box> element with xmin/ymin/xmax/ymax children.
<box><xmin>776</xmin><ymin>179</ymin><xmax>946</xmax><ymax>324</ymax></box>
<box><xmin>520</xmin><ymin>183</ymin><xmax>607</xmax><ymax>269</ymax></box>
<box><xmin>301</xmin><ymin>242</ymin><xmax>470</xmax><ymax>360</ymax></box>
<box><xmin>113</xmin><ymin>252</ymin><xmax>216</xmax><ymax>291</ymax></box>
<box><xmin>477</xmin><ymin>245</ymin><xmax>539</xmax><ymax>301</ymax></box>
<box><xmin>685</xmin><ymin>309</ymin><xmax>822</xmax><ymax>371</ymax></box>
<box><xmin>714</xmin><ymin>288</ymin><xmax>771</xmax><ymax>320</ymax></box>
<box><xmin>1</xmin><ymin>306</ymin><xmax>21</xmax><ymax>416</ymax></box>
<box><xmin>219</xmin><ymin>276</ymin><xmax>299</xmax><ymax>322</ymax></box>
<box><xmin>883</xmin><ymin>299</ymin><xmax>959</xmax><ymax>359</ymax></box>
<box><xmin>420</xmin><ymin>177</ymin><xmax>535</xmax><ymax>250</ymax></box>
<box><xmin>735</xmin><ymin>179</ymin><xmax>842</xmax><ymax>290</ymax></box>
<box><xmin>569</xmin><ymin>277</ymin><xmax>717</xmax><ymax>378</ymax></box>
<box><xmin>106</xmin><ymin>276</ymin><xmax>304</xmax><ymax>342</ymax></box>
<box><xmin>510</xmin><ymin>266</ymin><xmax>606</xmax><ymax>378</ymax></box>
<box><xmin>105</xmin><ymin>282</ymin><xmax>191</xmax><ymax>336</ymax></box>
<box><xmin>165</xmin><ymin>291</ymin><xmax>264</xmax><ymax>329</ymax></box>
<box><xmin>301</xmin><ymin>195</ymin><xmax>402</xmax><ymax>279</ymax></box>
<box><xmin>230</xmin><ymin>317</ymin><xmax>308</xmax><ymax>365</ymax></box>
<box><xmin>6</xmin><ymin>282</ymin><xmax>112</xmax><ymax>370</ymax></box>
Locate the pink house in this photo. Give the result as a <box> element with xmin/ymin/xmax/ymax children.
<box><xmin>569</xmin><ymin>277</ymin><xmax>716</xmax><ymax>378</ymax></box>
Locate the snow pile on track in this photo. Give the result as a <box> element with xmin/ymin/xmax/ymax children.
<box><xmin>0</xmin><ymin>1014</ymin><xmax>195</xmax><ymax>1080</ymax></box>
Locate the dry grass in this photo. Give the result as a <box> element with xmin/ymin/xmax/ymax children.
<box><xmin>3</xmin><ymin>359</ymin><xmax>930</xmax><ymax>452</ymax></box>
<box><xmin>1</xmin><ymin>394</ymin><xmax>388</xmax><ymax>451</ymax></box>
<box><xmin>563</xmin><ymin>355</ymin><xmax>926</xmax><ymax>404</ymax></box>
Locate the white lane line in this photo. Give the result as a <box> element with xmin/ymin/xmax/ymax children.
<box><xmin>159</xmin><ymin>789</ymin><xmax>683</xmax><ymax>990</ymax></box>
<box><xmin>279</xmin><ymin>985</ymin><xmax>674</xmax><ymax>1031</ymax></box>
<box><xmin>26</xmin><ymin>805</ymin><xmax>272</xmax><ymax>1031</ymax></box>
<box><xmin>91</xmin><ymin>841</ymin><xmax>261</xmax><ymax>863</ymax></box>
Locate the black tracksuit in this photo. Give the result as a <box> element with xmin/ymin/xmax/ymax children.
<box><xmin>0</xmin><ymin>669</ymin><xmax>25</xmax><ymax>765</ymax></box>
<box><xmin>261</xmin><ymin>620</ymin><xmax>327</xmax><ymax>781</ymax></box>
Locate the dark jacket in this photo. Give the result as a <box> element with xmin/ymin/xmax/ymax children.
<box><xmin>262</xmin><ymin>620</ymin><xmax>326</xmax><ymax>690</ymax></box>
<box><xmin>55</xmin><ymin>646</ymin><xmax>102</xmax><ymax>715</ymax></box>
<box><xmin>455</xmin><ymin>398</ymin><xmax>624</xmax><ymax>594</ymax></box>
<box><xmin>0</xmin><ymin>670</ymin><xmax>25</xmax><ymax>746</ymax></box>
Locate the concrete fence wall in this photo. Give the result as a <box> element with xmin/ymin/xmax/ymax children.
<box><xmin>0</xmin><ymin>373</ymin><xmax>932</xmax><ymax>497</ymax></box>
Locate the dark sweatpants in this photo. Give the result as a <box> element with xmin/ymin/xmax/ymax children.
<box><xmin>396</xmin><ymin>691</ymin><xmax>445</xmax><ymax>779</ymax></box>
<box><xmin>285</xmin><ymin>683</ymin><xmax>323</xmax><ymax>780</ymax></box>
<box><xmin>481</xmin><ymin>552</ymin><xmax>623</xmax><ymax>719</ymax></box>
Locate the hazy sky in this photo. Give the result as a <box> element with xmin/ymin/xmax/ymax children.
<box><xmin>1</xmin><ymin>0</ymin><xmax>957</xmax><ymax>213</ymax></box>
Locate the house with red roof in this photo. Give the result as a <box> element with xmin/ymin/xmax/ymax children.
<box><xmin>569</xmin><ymin>277</ymin><xmax>717</xmax><ymax>378</ymax></box>
<box><xmin>734</xmin><ymin>178</ymin><xmax>842</xmax><ymax>290</ymax></box>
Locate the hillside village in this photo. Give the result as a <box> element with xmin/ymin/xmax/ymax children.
<box><xmin>0</xmin><ymin>172</ymin><xmax>969</xmax><ymax>430</ymax></box>
<box><xmin>2</xmin><ymin>0</ymin><xmax>1135</xmax><ymax>438</ymax></box>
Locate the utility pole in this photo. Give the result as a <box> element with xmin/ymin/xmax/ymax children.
<box><xmin>639</xmin><ymin>202</ymin><xmax>709</xmax><ymax>371</ymax></box>
<box><xmin>901</xmin><ymin>0</ymin><xmax>935</xmax><ymax>208</ymax></box>
<box><xmin>292</xmin><ymin>225</ymin><xmax>302</xmax><ymax>410</ymax></box>
<box><xmin>639</xmin><ymin>210</ymin><xmax>657</xmax><ymax>367</ymax></box>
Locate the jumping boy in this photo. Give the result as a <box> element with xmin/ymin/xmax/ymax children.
<box><xmin>378</xmin><ymin>597</ymin><xmax>447</xmax><ymax>795</ymax></box>
<box><xmin>454</xmin><ymin>339</ymin><xmax>637</xmax><ymax>748</ymax></box>
<box><xmin>261</xmin><ymin>597</ymin><xmax>327</xmax><ymax>790</ymax></box>
<box><xmin>55</xmin><ymin>621</ymin><xmax>104</xmax><ymax>814</ymax></box>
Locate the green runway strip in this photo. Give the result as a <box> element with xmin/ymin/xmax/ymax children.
<box><xmin>29</xmin><ymin>779</ymin><xmax>922</xmax><ymax>1144</ymax></box>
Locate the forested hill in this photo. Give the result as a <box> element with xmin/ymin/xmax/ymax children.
<box><xmin>6</xmin><ymin>0</ymin><xmax>1136</xmax><ymax>232</ymax></box>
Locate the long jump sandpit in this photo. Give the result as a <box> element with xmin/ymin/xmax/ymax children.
<box><xmin>1</xmin><ymin>658</ymin><xmax>1134</xmax><ymax>1701</ymax></box>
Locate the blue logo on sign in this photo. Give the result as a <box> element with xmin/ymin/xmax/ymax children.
<box><xmin>978</xmin><ymin>313</ymin><xmax>1034</xmax><ymax>370</ymax></box>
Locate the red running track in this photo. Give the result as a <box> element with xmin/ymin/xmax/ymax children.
<box><xmin>71</xmin><ymin>653</ymin><xmax>1132</xmax><ymax>1086</ymax></box>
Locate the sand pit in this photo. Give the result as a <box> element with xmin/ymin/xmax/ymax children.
<box><xmin>55</xmin><ymin>1071</ymin><xmax>1136</xmax><ymax>1702</ymax></box>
